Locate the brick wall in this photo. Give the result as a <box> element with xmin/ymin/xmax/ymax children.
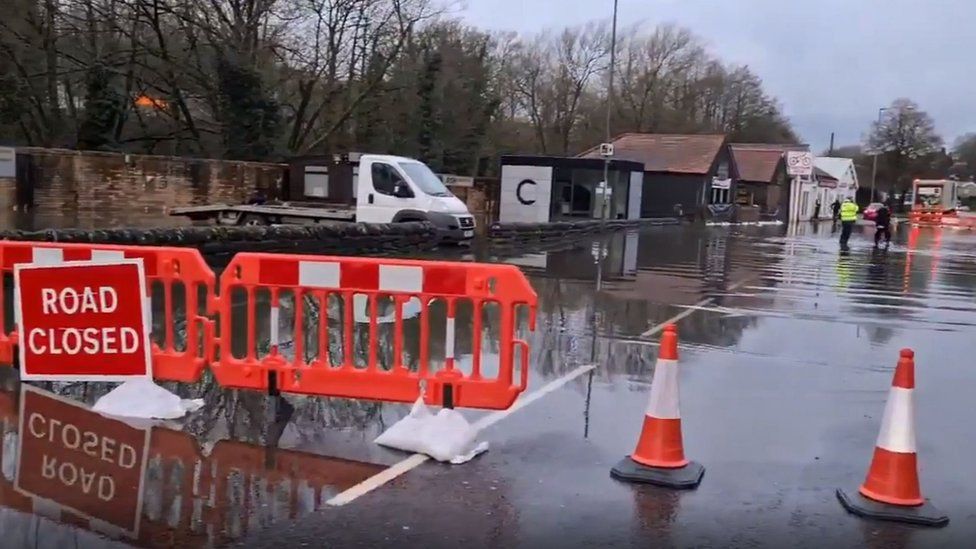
<box><xmin>9</xmin><ymin>148</ymin><xmax>287</xmax><ymax>231</ymax></box>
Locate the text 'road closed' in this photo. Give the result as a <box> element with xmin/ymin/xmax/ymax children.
<box><xmin>15</xmin><ymin>260</ymin><xmax>152</xmax><ymax>380</ymax></box>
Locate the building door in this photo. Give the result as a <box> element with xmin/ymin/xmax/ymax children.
<box><xmin>800</xmin><ymin>190</ymin><xmax>810</xmax><ymax>220</ymax></box>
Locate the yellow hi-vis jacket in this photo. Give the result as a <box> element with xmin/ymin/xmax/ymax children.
<box><xmin>840</xmin><ymin>201</ymin><xmax>859</xmax><ymax>222</ymax></box>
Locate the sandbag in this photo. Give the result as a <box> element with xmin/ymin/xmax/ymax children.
<box><xmin>374</xmin><ymin>398</ymin><xmax>488</xmax><ymax>464</ymax></box>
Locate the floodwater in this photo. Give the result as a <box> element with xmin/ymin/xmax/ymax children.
<box><xmin>3</xmin><ymin>220</ymin><xmax>976</xmax><ymax>548</ymax></box>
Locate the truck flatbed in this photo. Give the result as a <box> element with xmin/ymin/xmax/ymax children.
<box><xmin>170</xmin><ymin>203</ymin><xmax>356</xmax><ymax>225</ymax></box>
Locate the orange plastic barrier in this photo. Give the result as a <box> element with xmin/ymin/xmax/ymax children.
<box><xmin>212</xmin><ymin>253</ymin><xmax>537</xmax><ymax>409</ymax></box>
<box><xmin>0</xmin><ymin>242</ymin><xmax>217</xmax><ymax>382</ymax></box>
<box><xmin>0</xmin><ymin>244</ymin><xmax>538</xmax><ymax>409</ymax></box>
<box><xmin>909</xmin><ymin>210</ymin><xmax>943</xmax><ymax>226</ymax></box>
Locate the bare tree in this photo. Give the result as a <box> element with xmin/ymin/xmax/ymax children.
<box><xmin>866</xmin><ymin>98</ymin><xmax>943</xmax><ymax>193</ymax></box>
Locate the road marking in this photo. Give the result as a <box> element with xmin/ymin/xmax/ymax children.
<box><xmin>471</xmin><ymin>363</ymin><xmax>597</xmax><ymax>432</ymax></box>
<box><xmin>327</xmin><ymin>277</ymin><xmax>758</xmax><ymax>507</ymax></box>
<box><xmin>639</xmin><ymin>276</ymin><xmax>754</xmax><ymax>338</ymax></box>
<box><xmin>325</xmin><ymin>363</ymin><xmax>597</xmax><ymax>507</ymax></box>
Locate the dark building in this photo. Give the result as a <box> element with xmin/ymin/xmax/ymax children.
<box><xmin>578</xmin><ymin>133</ymin><xmax>729</xmax><ymax>219</ymax></box>
<box><xmin>728</xmin><ymin>144</ymin><xmax>789</xmax><ymax>221</ymax></box>
<box><xmin>729</xmin><ymin>143</ymin><xmax>811</xmax><ymax>222</ymax></box>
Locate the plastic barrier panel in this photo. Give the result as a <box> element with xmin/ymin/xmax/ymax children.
<box><xmin>213</xmin><ymin>253</ymin><xmax>537</xmax><ymax>409</ymax></box>
<box><xmin>0</xmin><ymin>242</ymin><xmax>216</xmax><ymax>382</ymax></box>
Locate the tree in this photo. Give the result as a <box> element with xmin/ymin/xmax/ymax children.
<box><xmin>865</xmin><ymin>98</ymin><xmax>943</xmax><ymax>195</ymax></box>
<box><xmin>77</xmin><ymin>63</ymin><xmax>125</xmax><ymax>150</ymax></box>
<box><xmin>952</xmin><ymin>133</ymin><xmax>976</xmax><ymax>180</ymax></box>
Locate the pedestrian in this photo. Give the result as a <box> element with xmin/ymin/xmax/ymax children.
<box><xmin>839</xmin><ymin>197</ymin><xmax>858</xmax><ymax>249</ymax></box>
<box><xmin>831</xmin><ymin>198</ymin><xmax>841</xmax><ymax>222</ymax></box>
<box><xmin>873</xmin><ymin>201</ymin><xmax>892</xmax><ymax>248</ymax></box>
<box><xmin>813</xmin><ymin>198</ymin><xmax>821</xmax><ymax>220</ymax></box>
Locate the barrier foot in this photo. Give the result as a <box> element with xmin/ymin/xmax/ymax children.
<box><xmin>443</xmin><ymin>385</ymin><xmax>455</xmax><ymax>409</ymax></box>
<box><xmin>610</xmin><ymin>457</ymin><xmax>704</xmax><ymax>489</ymax></box>
<box><xmin>267</xmin><ymin>371</ymin><xmax>280</xmax><ymax>397</ymax></box>
<box><xmin>836</xmin><ymin>489</ymin><xmax>948</xmax><ymax>527</ymax></box>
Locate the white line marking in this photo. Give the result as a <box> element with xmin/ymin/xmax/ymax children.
<box><xmin>325</xmin><ymin>363</ymin><xmax>597</xmax><ymax>507</ymax></box>
<box><xmin>471</xmin><ymin>363</ymin><xmax>597</xmax><ymax>432</ymax></box>
<box><xmin>640</xmin><ymin>276</ymin><xmax>754</xmax><ymax>338</ymax></box>
<box><xmin>326</xmin><ymin>453</ymin><xmax>429</xmax><ymax>507</ymax></box>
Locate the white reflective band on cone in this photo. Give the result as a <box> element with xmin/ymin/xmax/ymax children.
<box><xmin>876</xmin><ymin>387</ymin><xmax>916</xmax><ymax>453</ymax></box>
<box><xmin>645</xmin><ymin>359</ymin><xmax>680</xmax><ymax>419</ymax></box>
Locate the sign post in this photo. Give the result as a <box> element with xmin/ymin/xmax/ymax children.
<box><xmin>15</xmin><ymin>384</ymin><xmax>151</xmax><ymax>537</ymax></box>
<box><xmin>14</xmin><ymin>259</ymin><xmax>152</xmax><ymax>381</ymax></box>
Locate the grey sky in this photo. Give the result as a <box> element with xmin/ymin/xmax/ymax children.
<box><xmin>459</xmin><ymin>0</ymin><xmax>972</xmax><ymax>153</ymax></box>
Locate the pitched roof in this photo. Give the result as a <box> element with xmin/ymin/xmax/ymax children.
<box><xmin>813</xmin><ymin>166</ymin><xmax>838</xmax><ymax>181</ymax></box>
<box><xmin>813</xmin><ymin>157</ymin><xmax>855</xmax><ymax>182</ymax></box>
<box><xmin>578</xmin><ymin>133</ymin><xmax>727</xmax><ymax>174</ymax></box>
<box><xmin>729</xmin><ymin>145</ymin><xmax>785</xmax><ymax>183</ymax></box>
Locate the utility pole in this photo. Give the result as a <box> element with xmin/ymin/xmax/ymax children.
<box><xmin>828</xmin><ymin>132</ymin><xmax>834</xmax><ymax>156</ymax></box>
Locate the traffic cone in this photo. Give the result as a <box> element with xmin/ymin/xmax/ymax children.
<box><xmin>611</xmin><ymin>324</ymin><xmax>704</xmax><ymax>489</ymax></box>
<box><xmin>837</xmin><ymin>349</ymin><xmax>948</xmax><ymax>527</ymax></box>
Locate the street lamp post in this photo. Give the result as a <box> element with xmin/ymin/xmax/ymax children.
<box><xmin>595</xmin><ymin>0</ymin><xmax>619</xmax><ymax>294</ymax></box>
<box><xmin>600</xmin><ymin>0</ymin><xmax>620</xmax><ymax>223</ymax></box>
<box><xmin>870</xmin><ymin>107</ymin><xmax>887</xmax><ymax>202</ymax></box>
<box><xmin>870</xmin><ymin>105</ymin><xmax>913</xmax><ymax>202</ymax></box>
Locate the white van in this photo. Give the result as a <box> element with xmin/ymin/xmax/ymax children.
<box><xmin>354</xmin><ymin>155</ymin><xmax>475</xmax><ymax>240</ymax></box>
<box><xmin>170</xmin><ymin>154</ymin><xmax>477</xmax><ymax>242</ymax></box>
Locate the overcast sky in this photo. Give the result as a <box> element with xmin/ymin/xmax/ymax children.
<box><xmin>459</xmin><ymin>0</ymin><xmax>972</xmax><ymax>153</ymax></box>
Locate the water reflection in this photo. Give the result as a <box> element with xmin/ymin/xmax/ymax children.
<box><xmin>0</xmin><ymin>383</ymin><xmax>385</xmax><ymax>547</ymax></box>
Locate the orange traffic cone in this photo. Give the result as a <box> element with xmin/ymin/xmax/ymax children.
<box><xmin>611</xmin><ymin>324</ymin><xmax>704</xmax><ymax>489</ymax></box>
<box><xmin>837</xmin><ymin>349</ymin><xmax>948</xmax><ymax>526</ymax></box>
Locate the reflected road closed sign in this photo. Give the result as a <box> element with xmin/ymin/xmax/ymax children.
<box><xmin>14</xmin><ymin>385</ymin><xmax>151</xmax><ymax>537</ymax></box>
<box><xmin>15</xmin><ymin>260</ymin><xmax>152</xmax><ymax>381</ymax></box>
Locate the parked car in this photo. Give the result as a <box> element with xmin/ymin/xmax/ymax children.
<box><xmin>863</xmin><ymin>202</ymin><xmax>885</xmax><ymax>221</ymax></box>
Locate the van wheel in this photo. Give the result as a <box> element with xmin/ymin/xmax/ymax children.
<box><xmin>241</xmin><ymin>214</ymin><xmax>270</xmax><ymax>226</ymax></box>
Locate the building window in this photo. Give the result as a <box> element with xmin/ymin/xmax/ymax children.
<box><xmin>716</xmin><ymin>161</ymin><xmax>729</xmax><ymax>180</ymax></box>
<box><xmin>710</xmin><ymin>187</ymin><xmax>730</xmax><ymax>204</ymax></box>
<box><xmin>304</xmin><ymin>166</ymin><xmax>329</xmax><ymax>198</ymax></box>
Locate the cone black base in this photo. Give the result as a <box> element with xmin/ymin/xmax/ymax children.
<box><xmin>836</xmin><ymin>489</ymin><xmax>948</xmax><ymax>527</ymax></box>
<box><xmin>610</xmin><ymin>457</ymin><xmax>704</xmax><ymax>489</ymax></box>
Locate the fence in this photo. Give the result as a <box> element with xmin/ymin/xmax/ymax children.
<box><xmin>0</xmin><ymin>243</ymin><xmax>537</xmax><ymax>410</ymax></box>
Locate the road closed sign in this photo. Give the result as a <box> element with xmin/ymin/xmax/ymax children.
<box><xmin>14</xmin><ymin>260</ymin><xmax>152</xmax><ymax>381</ymax></box>
<box><xmin>15</xmin><ymin>384</ymin><xmax>151</xmax><ymax>537</ymax></box>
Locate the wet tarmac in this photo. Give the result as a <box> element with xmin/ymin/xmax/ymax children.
<box><xmin>3</xmin><ymin>220</ymin><xmax>976</xmax><ymax>548</ymax></box>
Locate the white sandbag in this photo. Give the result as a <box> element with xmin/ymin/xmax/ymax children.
<box><xmin>92</xmin><ymin>378</ymin><xmax>204</xmax><ymax>420</ymax></box>
<box><xmin>374</xmin><ymin>398</ymin><xmax>488</xmax><ymax>464</ymax></box>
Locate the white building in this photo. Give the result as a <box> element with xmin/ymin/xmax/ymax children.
<box><xmin>810</xmin><ymin>157</ymin><xmax>859</xmax><ymax>219</ymax></box>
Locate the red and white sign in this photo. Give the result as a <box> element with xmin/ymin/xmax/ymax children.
<box><xmin>15</xmin><ymin>384</ymin><xmax>150</xmax><ymax>537</ymax></box>
<box><xmin>14</xmin><ymin>260</ymin><xmax>152</xmax><ymax>381</ymax></box>
<box><xmin>786</xmin><ymin>151</ymin><xmax>814</xmax><ymax>177</ymax></box>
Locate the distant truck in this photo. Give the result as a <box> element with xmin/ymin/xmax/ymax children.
<box><xmin>170</xmin><ymin>154</ymin><xmax>476</xmax><ymax>242</ymax></box>
<box><xmin>908</xmin><ymin>179</ymin><xmax>976</xmax><ymax>228</ymax></box>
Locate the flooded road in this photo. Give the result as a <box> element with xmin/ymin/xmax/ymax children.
<box><xmin>3</xmin><ymin>221</ymin><xmax>976</xmax><ymax>548</ymax></box>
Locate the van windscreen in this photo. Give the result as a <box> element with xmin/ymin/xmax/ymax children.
<box><xmin>399</xmin><ymin>162</ymin><xmax>452</xmax><ymax>197</ymax></box>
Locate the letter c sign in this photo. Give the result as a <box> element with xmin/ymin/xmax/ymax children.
<box><xmin>517</xmin><ymin>179</ymin><xmax>536</xmax><ymax>205</ymax></box>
